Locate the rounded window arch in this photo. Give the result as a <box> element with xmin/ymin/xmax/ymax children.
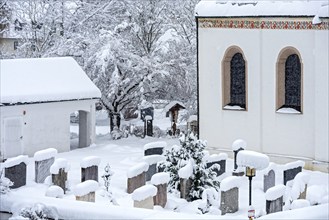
<box><xmin>222</xmin><ymin>46</ymin><xmax>248</xmax><ymax>110</ymax></box>
<box><xmin>276</xmin><ymin>47</ymin><xmax>303</xmax><ymax>113</ymax></box>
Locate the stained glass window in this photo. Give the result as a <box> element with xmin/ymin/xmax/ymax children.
<box><xmin>230</xmin><ymin>53</ymin><xmax>246</xmax><ymax>108</ymax></box>
<box><xmin>285</xmin><ymin>54</ymin><xmax>301</xmax><ymax>111</ymax></box>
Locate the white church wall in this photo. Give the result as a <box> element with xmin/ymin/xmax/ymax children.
<box><xmin>0</xmin><ymin>99</ymin><xmax>97</xmax><ymax>159</ymax></box>
<box><xmin>198</xmin><ymin>21</ymin><xmax>328</xmax><ymax>163</ymax></box>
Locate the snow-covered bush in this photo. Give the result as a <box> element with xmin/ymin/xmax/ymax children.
<box><xmin>13</xmin><ymin>203</ymin><xmax>58</xmax><ymax>220</ymax></box>
<box><xmin>0</xmin><ymin>169</ymin><xmax>13</xmax><ymax>194</ymax></box>
<box><xmin>131</xmin><ymin>125</ymin><xmax>165</xmax><ymax>138</ymax></box>
<box><xmin>158</xmin><ymin>132</ymin><xmax>220</xmax><ymax>201</ymax></box>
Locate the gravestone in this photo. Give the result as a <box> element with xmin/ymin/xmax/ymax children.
<box><xmin>143</xmin><ymin>155</ymin><xmax>165</xmax><ymax>181</ymax></box>
<box><xmin>35</xmin><ymin>157</ymin><xmax>55</xmax><ymax>183</ymax></box>
<box><xmin>264</xmin><ymin>169</ymin><xmax>275</xmax><ymax>192</ymax></box>
<box><xmin>127</xmin><ymin>172</ymin><xmax>146</xmax><ymax>193</ymax></box>
<box><xmin>81</xmin><ymin>166</ymin><xmax>98</xmax><ymax>182</ymax></box>
<box><xmin>266</xmin><ymin>196</ymin><xmax>283</xmax><ymax>214</ymax></box>
<box><xmin>153</xmin><ymin>183</ymin><xmax>167</xmax><ymax>208</ymax></box>
<box><xmin>180</xmin><ymin>178</ymin><xmax>192</xmax><ymax>201</ymax></box>
<box><xmin>298</xmin><ymin>184</ymin><xmax>307</xmax><ymax>199</ymax></box>
<box><xmin>76</xmin><ymin>192</ymin><xmax>95</xmax><ymax>203</ymax></box>
<box><xmin>207</xmin><ymin>159</ymin><xmax>226</xmax><ymax>176</ymax></box>
<box><xmin>220</xmin><ymin>187</ymin><xmax>239</xmax><ymax>215</ymax></box>
<box><xmin>74</xmin><ymin>180</ymin><xmax>98</xmax><ymax>203</ymax></box>
<box><xmin>5</xmin><ymin>162</ymin><xmax>27</xmax><ymax>189</ymax></box>
<box><xmin>283</xmin><ymin>166</ymin><xmax>302</xmax><ymax>185</ymax></box>
<box><xmin>151</xmin><ymin>172</ymin><xmax>170</xmax><ymax>208</ymax></box>
<box><xmin>146</xmin><ymin>163</ymin><xmax>157</xmax><ymax>182</ymax></box>
<box><xmin>132</xmin><ymin>185</ymin><xmax>157</xmax><ymax>209</ymax></box>
<box><xmin>52</xmin><ymin>168</ymin><xmax>67</xmax><ymax>193</ymax></box>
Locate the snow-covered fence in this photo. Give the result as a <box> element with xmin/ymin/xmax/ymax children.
<box><xmin>127</xmin><ymin>162</ymin><xmax>149</xmax><ymax>193</ymax></box>
<box><xmin>132</xmin><ymin>185</ymin><xmax>157</xmax><ymax>209</ymax></box>
<box><xmin>283</xmin><ymin>161</ymin><xmax>304</xmax><ymax>185</ymax></box>
<box><xmin>205</xmin><ymin>153</ymin><xmax>227</xmax><ymax>176</ymax></box>
<box><xmin>2</xmin><ymin>155</ymin><xmax>28</xmax><ymax>189</ymax></box>
<box><xmin>144</xmin><ymin>141</ymin><xmax>166</xmax><ymax>156</ymax></box>
<box><xmin>151</xmin><ymin>172</ymin><xmax>170</xmax><ymax>208</ymax></box>
<box><xmin>143</xmin><ymin>155</ymin><xmax>165</xmax><ymax>181</ymax></box>
<box><xmin>80</xmin><ymin>156</ymin><xmax>101</xmax><ymax>182</ymax></box>
<box><xmin>232</xmin><ymin>139</ymin><xmax>246</xmax><ymax>176</ymax></box>
<box><xmin>34</xmin><ymin>148</ymin><xmax>57</xmax><ymax>183</ymax></box>
<box><xmin>178</xmin><ymin>160</ymin><xmax>193</xmax><ymax>200</ymax></box>
<box><xmin>50</xmin><ymin>158</ymin><xmax>70</xmax><ymax>193</ymax></box>
<box><xmin>291</xmin><ymin>172</ymin><xmax>310</xmax><ymax>200</ymax></box>
<box><xmin>220</xmin><ymin>176</ymin><xmax>242</xmax><ymax>215</ymax></box>
<box><xmin>265</xmin><ymin>184</ymin><xmax>286</xmax><ymax>214</ymax></box>
<box><xmin>74</xmin><ymin>180</ymin><xmax>99</xmax><ymax>202</ymax></box>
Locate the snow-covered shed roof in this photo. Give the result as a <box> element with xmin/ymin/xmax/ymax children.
<box><xmin>195</xmin><ymin>0</ymin><xmax>329</xmax><ymax>18</ymax></box>
<box><xmin>0</xmin><ymin>57</ymin><xmax>101</xmax><ymax>105</ymax></box>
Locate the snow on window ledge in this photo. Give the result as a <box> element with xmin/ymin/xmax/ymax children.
<box><xmin>223</xmin><ymin>105</ymin><xmax>245</xmax><ymax>111</ymax></box>
<box><xmin>276</xmin><ymin>107</ymin><xmax>301</xmax><ymax>114</ymax></box>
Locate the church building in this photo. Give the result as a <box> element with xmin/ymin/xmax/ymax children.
<box><xmin>195</xmin><ymin>1</ymin><xmax>328</xmax><ymax>170</ymax></box>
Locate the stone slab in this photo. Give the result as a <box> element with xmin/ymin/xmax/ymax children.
<box><xmin>264</xmin><ymin>169</ymin><xmax>275</xmax><ymax>192</ymax></box>
<box><xmin>153</xmin><ymin>183</ymin><xmax>167</xmax><ymax>208</ymax></box>
<box><xmin>35</xmin><ymin>157</ymin><xmax>55</xmax><ymax>183</ymax></box>
<box><xmin>52</xmin><ymin>168</ymin><xmax>67</xmax><ymax>193</ymax></box>
<box><xmin>266</xmin><ymin>196</ymin><xmax>283</xmax><ymax>214</ymax></box>
<box><xmin>81</xmin><ymin>166</ymin><xmax>98</xmax><ymax>182</ymax></box>
<box><xmin>220</xmin><ymin>187</ymin><xmax>239</xmax><ymax>215</ymax></box>
<box><xmin>134</xmin><ymin>196</ymin><xmax>154</xmax><ymax>209</ymax></box>
<box><xmin>127</xmin><ymin>172</ymin><xmax>146</xmax><ymax>194</ymax></box>
<box><xmin>146</xmin><ymin>164</ymin><xmax>157</xmax><ymax>182</ymax></box>
<box><xmin>76</xmin><ymin>191</ymin><xmax>95</xmax><ymax>202</ymax></box>
<box><xmin>284</xmin><ymin>166</ymin><xmax>302</xmax><ymax>185</ymax></box>
<box><xmin>5</xmin><ymin>162</ymin><xmax>26</xmax><ymax>189</ymax></box>
<box><xmin>144</xmin><ymin>147</ymin><xmax>163</xmax><ymax>156</ymax></box>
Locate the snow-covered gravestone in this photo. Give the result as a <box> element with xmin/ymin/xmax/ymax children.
<box><xmin>283</xmin><ymin>160</ymin><xmax>304</xmax><ymax>185</ymax></box>
<box><xmin>178</xmin><ymin>160</ymin><xmax>193</xmax><ymax>200</ymax></box>
<box><xmin>291</xmin><ymin>172</ymin><xmax>310</xmax><ymax>200</ymax></box>
<box><xmin>205</xmin><ymin>153</ymin><xmax>227</xmax><ymax>176</ymax></box>
<box><xmin>265</xmin><ymin>184</ymin><xmax>286</xmax><ymax>214</ymax></box>
<box><xmin>50</xmin><ymin>158</ymin><xmax>70</xmax><ymax>193</ymax></box>
<box><xmin>132</xmin><ymin>185</ymin><xmax>157</xmax><ymax>209</ymax></box>
<box><xmin>187</xmin><ymin>115</ymin><xmax>198</xmax><ymax>135</ymax></box>
<box><xmin>220</xmin><ymin>176</ymin><xmax>242</xmax><ymax>215</ymax></box>
<box><xmin>144</xmin><ymin>141</ymin><xmax>167</xmax><ymax>156</ymax></box>
<box><xmin>3</xmin><ymin>155</ymin><xmax>28</xmax><ymax>189</ymax></box>
<box><xmin>34</xmin><ymin>148</ymin><xmax>57</xmax><ymax>183</ymax></box>
<box><xmin>143</xmin><ymin>155</ymin><xmax>165</xmax><ymax>181</ymax></box>
<box><xmin>232</xmin><ymin>139</ymin><xmax>246</xmax><ymax>176</ymax></box>
<box><xmin>80</xmin><ymin>156</ymin><xmax>101</xmax><ymax>182</ymax></box>
<box><xmin>263</xmin><ymin>163</ymin><xmax>276</xmax><ymax>193</ymax></box>
<box><xmin>151</xmin><ymin>172</ymin><xmax>170</xmax><ymax>208</ymax></box>
<box><xmin>74</xmin><ymin>180</ymin><xmax>99</xmax><ymax>202</ymax></box>
<box><xmin>127</xmin><ymin>162</ymin><xmax>149</xmax><ymax>194</ymax></box>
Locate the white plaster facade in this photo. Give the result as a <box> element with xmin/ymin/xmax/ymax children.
<box><xmin>196</xmin><ymin>1</ymin><xmax>329</xmax><ymax>167</ymax></box>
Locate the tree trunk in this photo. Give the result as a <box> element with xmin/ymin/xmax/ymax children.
<box><xmin>109</xmin><ymin>112</ymin><xmax>121</xmax><ymax>132</ymax></box>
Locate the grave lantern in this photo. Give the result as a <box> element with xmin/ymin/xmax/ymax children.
<box><xmin>140</xmin><ymin>107</ymin><xmax>154</xmax><ymax>137</ymax></box>
<box><xmin>237</xmin><ymin>150</ymin><xmax>269</xmax><ymax>210</ymax></box>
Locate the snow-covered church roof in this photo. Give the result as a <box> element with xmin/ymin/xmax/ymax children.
<box><xmin>195</xmin><ymin>0</ymin><xmax>329</xmax><ymax>18</ymax></box>
<box><xmin>0</xmin><ymin>57</ymin><xmax>101</xmax><ymax>105</ymax></box>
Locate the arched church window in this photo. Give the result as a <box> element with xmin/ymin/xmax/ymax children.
<box><xmin>222</xmin><ymin>46</ymin><xmax>247</xmax><ymax>110</ymax></box>
<box><xmin>276</xmin><ymin>47</ymin><xmax>303</xmax><ymax>113</ymax></box>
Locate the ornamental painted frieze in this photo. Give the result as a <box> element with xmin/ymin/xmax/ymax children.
<box><xmin>199</xmin><ymin>18</ymin><xmax>329</xmax><ymax>30</ymax></box>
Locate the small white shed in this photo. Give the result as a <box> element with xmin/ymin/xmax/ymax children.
<box><xmin>0</xmin><ymin>57</ymin><xmax>101</xmax><ymax>160</ymax></box>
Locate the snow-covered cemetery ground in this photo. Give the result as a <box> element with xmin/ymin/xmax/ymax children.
<box><xmin>1</xmin><ymin>110</ymin><xmax>328</xmax><ymax>220</ymax></box>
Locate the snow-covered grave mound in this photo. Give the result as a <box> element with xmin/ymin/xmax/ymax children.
<box><xmin>237</xmin><ymin>150</ymin><xmax>269</xmax><ymax>170</ymax></box>
<box><xmin>204</xmin><ymin>153</ymin><xmax>227</xmax><ymax>163</ymax></box>
<box><xmin>283</xmin><ymin>160</ymin><xmax>305</xmax><ymax>170</ymax></box>
<box><xmin>178</xmin><ymin>160</ymin><xmax>193</xmax><ymax>179</ymax></box>
<box><xmin>45</xmin><ymin>185</ymin><xmax>64</xmax><ymax>198</ymax></box>
<box><xmin>291</xmin><ymin>199</ymin><xmax>310</xmax><ymax>210</ymax></box>
<box><xmin>143</xmin><ymin>155</ymin><xmax>165</xmax><ymax>165</ymax></box>
<box><xmin>127</xmin><ymin>162</ymin><xmax>149</xmax><ymax>178</ymax></box>
<box><xmin>143</xmin><ymin>141</ymin><xmax>167</xmax><ymax>151</ymax></box>
<box><xmin>50</xmin><ymin>158</ymin><xmax>70</xmax><ymax>174</ymax></box>
<box><xmin>73</xmin><ymin>180</ymin><xmax>99</xmax><ymax>197</ymax></box>
<box><xmin>265</xmin><ymin>184</ymin><xmax>286</xmax><ymax>201</ymax></box>
<box><xmin>131</xmin><ymin>185</ymin><xmax>157</xmax><ymax>202</ymax></box>
<box><xmin>232</xmin><ymin>139</ymin><xmax>247</xmax><ymax>151</ymax></box>
<box><xmin>34</xmin><ymin>148</ymin><xmax>57</xmax><ymax>162</ymax></box>
<box><xmin>80</xmin><ymin>156</ymin><xmax>101</xmax><ymax>168</ymax></box>
<box><xmin>1</xmin><ymin>155</ymin><xmax>29</xmax><ymax>169</ymax></box>
<box><xmin>220</xmin><ymin>176</ymin><xmax>242</xmax><ymax>192</ymax></box>
<box><xmin>151</xmin><ymin>172</ymin><xmax>170</xmax><ymax>186</ymax></box>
